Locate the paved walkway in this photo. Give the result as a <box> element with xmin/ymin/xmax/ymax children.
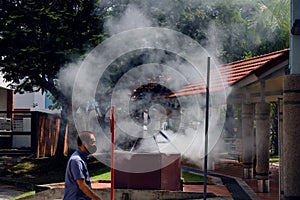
<box><xmin>183</xmin><ymin>159</ymin><xmax>280</xmax><ymax>200</ymax></box>
<box><xmin>213</xmin><ymin>159</ymin><xmax>279</xmax><ymax>200</ymax></box>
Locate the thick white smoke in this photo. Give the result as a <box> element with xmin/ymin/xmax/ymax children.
<box><xmin>63</xmin><ymin>1</ymin><xmax>231</xmax><ymax>172</ymax></box>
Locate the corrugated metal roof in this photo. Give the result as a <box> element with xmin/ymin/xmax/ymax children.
<box><xmin>168</xmin><ymin>48</ymin><xmax>289</xmax><ymax>97</ymax></box>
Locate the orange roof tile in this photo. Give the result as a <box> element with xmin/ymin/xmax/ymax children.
<box><xmin>168</xmin><ymin>49</ymin><xmax>289</xmax><ymax>97</ymax></box>
<box><xmin>220</xmin><ymin>48</ymin><xmax>289</xmax><ymax>85</ymax></box>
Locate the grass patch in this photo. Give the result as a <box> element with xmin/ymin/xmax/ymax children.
<box><xmin>7</xmin><ymin>158</ymin><xmax>110</xmax><ymax>200</ymax></box>
<box><xmin>181</xmin><ymin>171</ymin><xmax>204</xmax><ymax>182</ymax></box>
<box><xmin>12</xmin><ymin>161</ymin><xmax>37</xmax><ymax>174</ymax></box>
<box><xmin>90</xmin><ymin>167</ymin><xmax>111</xmax><ymax>181</ymax></box>
<box><xmin>3</xmin><ymin>156</ymin><xmax>108</xmax><ymax>185</ymax></box>
<box><xmin>90</xmin><ymin>169</ymin><xmax>206</xmax><ymax>183</ymax></box>
<box><xmin>10</xmin><ymin>191</ymin><xmax>35</xmax><ymax>200</ymax></box>
<box><xmin>4</xmin><ymin>157</ymin><xmax>68</xmax><ymax>185</ymax></box>
<box><xmin>269</xmin><ymin>155</ymin><xmax>279</xmax><ymax>163</ymax></box>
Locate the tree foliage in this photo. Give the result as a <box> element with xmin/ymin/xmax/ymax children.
<box><xmin>0</xmin><ymin>0</ymin><xmax>107</xmax><ymax>156</ymax></box>
<box><xmin>0</xmin><ymin>0</ymin><xmax>105</xmax><ymax>98</ymax></box>
<box><xmin>102</xmin><ymin>0</ymin><xmax>289</xmax><ymax>63</ymax></box>
<box><xmin>246</xmin><ymin>0</ymin><xmax>290</xmax><ymax>56</ymax></box>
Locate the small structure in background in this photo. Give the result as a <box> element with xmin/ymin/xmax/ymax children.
<box><xmin>0</xmin><ymin>75</ymin><xmax>62</xmax><ymax>158</ymax></box>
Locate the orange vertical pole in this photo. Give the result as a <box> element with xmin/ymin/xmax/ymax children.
<box><xmin>110</xmin><ymin>106</ymin><xmax>115</xmax><ymax>200</ymax></box>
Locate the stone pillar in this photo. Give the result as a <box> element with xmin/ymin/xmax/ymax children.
<box><xmin>236</xmin><ymin>104</ymin><xmax>242</xmax><ymax>162</ymax></box>
<box><xmin>278</xmin><ymin>98</ymin><xmax>284</xmax><ymax>199</ymax></box>
<box><xmin>255</xmin><ymin>102</ymin><xmax>270</xmax><ymax>193</ymax></box>
<box><xmin>242</xmin><ymin>103</ymin><xmax>254</xmax><ymax>179</ymax></box>
<box><xmin>283</xmin><ymin>75</ymin><xmax>300</xmax><ymax>199</ymax></box>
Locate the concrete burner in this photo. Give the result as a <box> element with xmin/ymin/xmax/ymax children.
<box><xmin>113</xmin><ymin>151</ymin><xmax>181</xmax><ymax>191</ymax></box>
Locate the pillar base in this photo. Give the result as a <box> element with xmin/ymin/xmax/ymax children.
<box><xmin>281</xmin><ymin>190</ymin><xmax>284</xmax><ymax>200</ymax></box>
<box><xmin>257</xmin><ymin>179</ymin><xmax>270</xmax><ymax>193</ymax></box>
<box><xmin>243</xmin><ymin>167</ymin><xmax>253</xmax><ymax>179</ymax></box>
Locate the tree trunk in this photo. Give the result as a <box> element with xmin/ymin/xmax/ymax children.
<box><xmin>56</xmin><ymin>104</ymin><xmax>69</xmax><ymax>158</ymax></box>
<box><xmin>56</xmin><ymin>102</ymin><xmax>78</xmax><ymax>157</ymax></box>
<box><xmin>66</xmin><ymin>103</ymin><xmax>77</xmax><ymax>154</ymax></box>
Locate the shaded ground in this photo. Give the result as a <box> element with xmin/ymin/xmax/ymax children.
<box><xmin>0</xmin><ymin>154</ymin><xmax>280</xmax><ymax>200</ymax></box>
<box><xmin>0</xmin><ymin>155</ymin><xmax>108</xmax><ymax>199</ymax></box>
<box><xmin>0</xmin><ymin>155</ymin><xmax>105</xmax><ymax>186</ymax></box>
<box><xmin>0</xmin><ymin>184</ymin><xmax>27</xmax><ymax>200</ymax></box>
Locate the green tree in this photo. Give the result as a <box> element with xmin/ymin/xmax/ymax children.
<box><xmin>204</xmin><ymin>0</ymin><xmax>255</xmax><ymax>62</ymax></box>
<box><xmin>0</xmin><ymin>0</ymin><xmax>106</xmax><ymax>156</ymax></box>
<box><xmin>208</xmin><ymin>0</ymin><xmax>290</xmax><ymax>62</ymax></box>
<box><xmin>248</xmin><ymin>0</ymin><xmax>290</xmax><ymax>55</ymax></box>
<box><xmin>96</xmin><ymin>0</ymin><xmax>290</xmax><ymax>63</ymax></box>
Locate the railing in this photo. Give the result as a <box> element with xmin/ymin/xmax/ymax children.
<box><xmin>0</xmin><ymin>111</ymin><xmax>32</xmax><ymax>150</ymax></box>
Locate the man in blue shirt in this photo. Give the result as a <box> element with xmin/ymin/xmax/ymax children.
<box><xmin>64</xmin><ymin>131</ymin><xmax>102</xmax><ymax>200</ymax></box>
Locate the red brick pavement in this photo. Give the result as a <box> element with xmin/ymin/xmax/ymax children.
<box><xmin>213</xmin><ymin>160</ymin><xmax>280</xmax><ymax>200</ymax></box>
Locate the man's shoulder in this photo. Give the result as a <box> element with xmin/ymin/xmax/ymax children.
<box><xmin>69</xmin><ymin>151</ymin><xmax>83</xmax><ymax>161</ymax></box>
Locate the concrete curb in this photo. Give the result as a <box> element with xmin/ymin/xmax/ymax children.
<box><xmin>181</xmin><ymin>166</ymin><xmax>260</xmax><ymax>200</ymax></box>
<box><xmin>233</xmin><ymin>177</ymin><xmax>260</xmax><ymax>200</ymax></box>
<box><xmin>18</xmin><ymin>188</ymin><xmax>219</xmax><ymax>200</ymax></box>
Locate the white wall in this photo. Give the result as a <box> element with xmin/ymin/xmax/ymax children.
<box><xmin>0</xmin><ymin>87</ymin><xmax>7</xmax><ymax>111</ymax></box>
<box><xmin>14</xmin><ymin>92</ymin><xmax>46</xmax><ymax>109</ymax></box>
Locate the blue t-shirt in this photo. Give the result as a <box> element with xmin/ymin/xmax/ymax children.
<box><xmin>64</xmin><ymin>149</ymin><xmax>92</xmax><ymax>200</ymax></box>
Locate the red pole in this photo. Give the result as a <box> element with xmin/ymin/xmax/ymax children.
<box><xmin>110</xmin><ymin>106</ymin><xmax>115</xmax><ymax>200</ymax></box>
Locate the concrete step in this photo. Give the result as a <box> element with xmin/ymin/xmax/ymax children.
<box><xmin>0</xmin><ymin>149</ymin><xmax>32</xmax><ymax>156</ymax></box>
